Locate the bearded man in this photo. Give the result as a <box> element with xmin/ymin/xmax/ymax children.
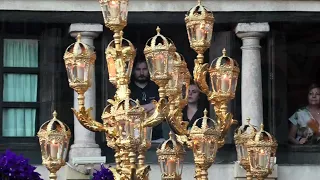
<box><xmin>129</xmin><ymin>59</ymin><xmax>164</xmax><ymax>141</ymax></box>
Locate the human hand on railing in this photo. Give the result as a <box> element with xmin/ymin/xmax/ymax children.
<box><xmin>142</xmin><ymin>103</ymin><xmax>156</xmax><ymax>115</ymax></box>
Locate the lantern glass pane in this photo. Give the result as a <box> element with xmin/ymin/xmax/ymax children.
<box><xmin>220</xmin><ymin>74</ymin><xmax>231</xmax><ymax>92</ymax></box>
<box><xmin>66</xmin><ymin>64</ymin><xmax>75</xmax><ymax>83</ymax></box>
<box><xmin>165</xmin><ymin>158</ymin><xmax>177</xmax><ymax>175</ymax></box>
<box><xmin>142</xmin><ymin>127</ymin><xmax>153</xmax><ymax>143</ymax></box>
<box><xmin>47</xmin><ymin>140</ymin><xmax>62</xmax><ymax>160</ymax></box>
<box><xmin>159</xmin><ymin>159</ymin><xmax>165</xmax><ymax>173</ymax></box>
<box><xmin>176</xmin><ymin>158</ymin><xmax>184</xmax><ymax>176</ymax></box>
<box><xmin>236</xmin><ymin>144</ymin><xmax>242</xmax><ymax>161</ymax></box>
<box><xmin>107</xmin><ymin>55</ymin><xmax>117</xmax><ymax>81</ymax></box>
<box><xmin>40</xmin><ymin>139</ymin><xmax>48</xmax><ymax>159</ymax></box>
<box><xmin>210</xmin><ymin>74</ymin><xmax>218</xmax><ymax>92</ymax></box>
<box><xmin>205</xmin><ymin>24</ymin><xmax>213</xmax><ymax>43</ymax></box>
<box><xmin>125</xmin><ymin>58</ymin><xmax>133</xmax><ymax>78</ymax></box>
<box><xmin>120</xmin><ymin>1</ymin><xmax>129</xmax><ymax>21</ymax></box>
<box><xmin>258</xmin><ymin>149</ymin><xmax>269</xmax><ymax>169</ymax></box>
<box><xmin>145</xmin><ymin>55</ymin><xmax>155</xmax><ymax>77</ymax></box>
<box><xmin>108</xmin><ymin>1</ymin><xmax>120</xmax><ymax>19</ymax></box>
<box><xmin>231</xmin><ymin>75</ymin><xmax>238</xmax><ymax>93</ymax></box>
<box><xmin>62</xmin><ymin>140</ymin><xmax>69</xmax><ymax>160</ymax></box>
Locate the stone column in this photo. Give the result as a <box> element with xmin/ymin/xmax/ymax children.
<box><xmin>68</xmin><ymin>23</ymin><xmax>103</xmax><ymax>161</ymax></box>
<box><xmin>235</xmin><ymin>23</ymin><xmax>269</xmax><ymax>127</ymax></box>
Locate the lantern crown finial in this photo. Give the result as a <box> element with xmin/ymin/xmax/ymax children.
<box><xmin>222</xmin><ymin>48</ymin><xmax>227</xmax><ymax>56</ymax></box>
<box><xmin>76</xmin><ymin>33</ymin><xmax>81</xmax><ymax>42</ymax></box>
<box><xmin>203</xmin><ymin>109</ymin><xmax>208</xmax><ymax>117</ymax></box>
<box><xmin>156</xmin><ymin>26</ymin><xmax>161</xmax><ymax>34</ymax></box>
<box><xmin>234</xmin><ymin>117</ymin><xmax>257</xmax><ymax>144</ymax></box>
<box><xmin>53</xmin><ymin>110</ymin><xmax>58</xmax><ymax>119</ymax></box>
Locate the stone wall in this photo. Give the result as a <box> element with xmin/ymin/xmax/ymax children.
<box><xmin>2</xmin><ymin>0</ymin><xmax>320</xmax><ymax>12</ymax></box>
<box><xmin>34</xmin><ymin>164</ymin><xmax>320</xmax><ymax>180</ymax></box>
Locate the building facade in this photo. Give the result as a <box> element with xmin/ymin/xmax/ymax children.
<box><xmin>1</xmin><ymin>0</ymin><xmax>320</xmax><ymax>179</ymax></box>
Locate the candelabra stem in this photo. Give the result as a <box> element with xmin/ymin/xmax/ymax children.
<box><xmin>158</xmin><ymin>86</ymin><xmax>166</xmax><ymax>99</ymax></box>
<box><xmin>196</xmin><ymin>53</ymin><xmax>204</xmax><ymax>64</ymax></box>
<box><xmin>200</xmin><ymin>169</ymin><xmax>208</xmax><ymax>180</ymax></box>
<box><xmin>137</xmin><ymin>151</ymin><xmax>146</xmax><ymax>168</ymax></box>
<box><xmin>113</xmin><ymin>31</ymin><xmax>122</xmax><ymax>51</ymax></box>
<box><xmin>129</xmin><ymin>150</ymin><xmax>137</xmax><ymax>171</ymax></box>
<box><xmin>77</xmin><ymin>93</ymin><xmax>85</xmax><ymax>109</ymax></box>
<box><xmin>194</xmin><ymin>164</ymin><xmax>209</xmax><ymax>180</ymax></box>
<box><xmin>49</xmin><ymin>172</ymin><xmax>57</xmax><ymax>180</ymax></box>
<box><xmin>246</xmin><ymin>171</ymin><xmax>253</xmax><ymax>180</ymax></box>
<box><xmin>115</xmin><ymin>149</ymin><xmax>122</xmax><ymax>171</ymax></box>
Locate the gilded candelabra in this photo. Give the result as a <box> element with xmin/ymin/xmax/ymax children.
<box><xmin>62</xmin><ymin>0</ymin><xmax>278</xmax><ymax>180</ymax></box>
<box><xmin>37</xmin><ymin>111</ymin><xmax>71</xmax><ymax>180</ymax></box>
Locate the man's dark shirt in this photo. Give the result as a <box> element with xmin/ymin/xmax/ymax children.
<box><xmin>129</xmin><ymin>81</ymin><xmax>163</xmax><ymax>140</ymax></box>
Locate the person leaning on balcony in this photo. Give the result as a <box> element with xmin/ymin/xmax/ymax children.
<box><xmin>182</xmin><ymin>80</ymin><xmax>208</xmax><ymax>130</ymax></box>
<box><xmin>129</xmin><ymin>58</ymin><xmax>164</xmax><ymax>142</ymax></box>
<box><xmin>288</xmin><ymin>83</ymin><xmax>320</xmax><ymax>144</ymax></box>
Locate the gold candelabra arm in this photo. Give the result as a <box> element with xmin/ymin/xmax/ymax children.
<box><xmin>176</xmin><ymin>134</ymin><xmax>192</xmax><ymax>148</ymax></box>
<box><xmin>193</xmin><ymin>60</ymin><xmax>211</xmax><ymax>96</ymax></box>
<box><xmin>167</xmin><ymin>108</ymin><xmax>189</xmax><ymax>136</ymax></box>
<box><xmin>216</xmin><ymin>112</ymin><xmax>237</xmax><ymax>147</ymax></box>
<box><xmin>136</xmin><ymin>165</ymin><xmax>151</xmax><ymax>180</ymax></box>
<box><xmin>72</xmin><ymin>106</ymin><xmax>112</xmax><ymax>133</ymax></box>
<box><xmin>142</xmin><ymin>98</ymin><xmax>167</xmax><ymax>127</ymax></box>
<box><xmin>108</xmin><ymin>167</ymin><xmax>122</xmax><ymax>180</ymax></box>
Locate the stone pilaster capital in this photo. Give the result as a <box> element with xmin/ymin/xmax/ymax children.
<box><xmin>235</xmin><ymin>22</ymin><xmax>270</xmax><ymax>39</ymax></box>
<box><xmin>69</xmin><ymin>23</ymin><xmax>103</xmax><ymax>39</ymax></box>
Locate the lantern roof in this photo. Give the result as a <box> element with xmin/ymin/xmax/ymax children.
<box><xmin>234</xmin><ymin>118</ymin><xmax>258</xmax><ymax>145</ymax></box>
<box><xmin>64</xmin><ymin>33</ymin><xmax>96</xmax><ymax>65</ymax></box>
<box><xmin>144</xmin><ymin>27</ymin><xmax>176</xmax><ymax>55</ymax></box>
<box><xmin>37</xmin><ymin>111</ymin><xmax>71</xmax><ymax>143</ymax></box>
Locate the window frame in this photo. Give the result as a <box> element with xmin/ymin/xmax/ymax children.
<box><xmin>0</xmin><ymin>34</ymin><xmax>41</xmax><ymax>149</ymax></box>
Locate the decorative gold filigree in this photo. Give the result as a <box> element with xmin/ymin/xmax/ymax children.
<box><xmin>72</xmin><ymin>106</ymin><xmax>113</xmax><ymax>133</ymax></box>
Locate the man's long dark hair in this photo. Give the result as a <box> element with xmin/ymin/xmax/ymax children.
<box><xmin>130</xmin><ymin>58</ymin><xmax>151</xmax><ymax>83</ymax></box>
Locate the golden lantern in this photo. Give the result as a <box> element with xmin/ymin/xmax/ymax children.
<box><xmin>193</xmin><ymin>48</ymin><xmax>239</xmax><ymax>146</ymax></box>
<box><xmin>185</xmin><ymin>0</ymin><xmax>214</xmax><ymax>63</ymax></box>
<box><xmin>234</xmin><ymin>118</ymin><xmax>258</xmax><ymax>180</ymax></box>
<box><xmin>144</xmin><ymin>26</ymin><xmax>176</xmax><ymax>93</ymax></box>
<box><xmin>63</xmin><ymin>33</ymin><xmax>96</xmax><ymax>94</ymax></box>
<box><xmin>99</xmin><ymin>0</ymin><xmax>129</xmax><ymax>32</ymax></box>
<box><xmin>188</xmin><ymin>109</ymin><xmax>220</xmax><ymax>180</ymax></box>
<box><xmin>106</xmin><ymin>31</ymin><xmax>136</xmax><ymax>86</ymax></box>
<box><xmin>209</xmin><ymin>49</ymin><xmax>240</xmax><ymax>102</ymax></box>
<box><xmin>157</xmin><ymin>132</ymin><xmax>186</xmax><ymax>180</ymax></box>
<box><xmin>247</xmin><ymin>124</ymin><xmax>278</xmax><ymax>180</ymax></box>
<box><xmin>37</xmin><ymin>111</ymin><xmax>71</xmax><ymax>180</ymax></box>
